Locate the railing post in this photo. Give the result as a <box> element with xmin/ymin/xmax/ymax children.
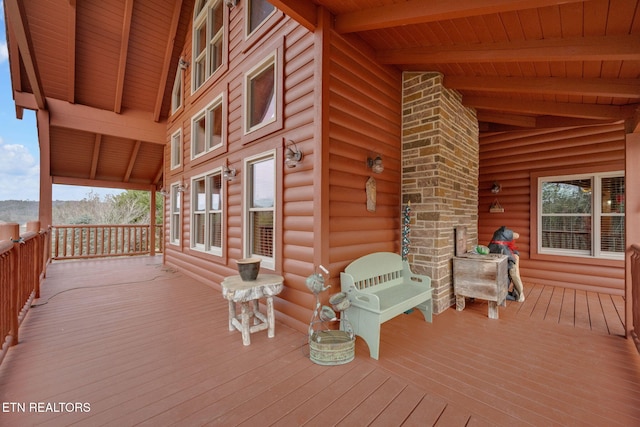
<box><xmin>0</xmin><ymin>223</ymin><xmax>21</xmax><ymax>346</ymax></box>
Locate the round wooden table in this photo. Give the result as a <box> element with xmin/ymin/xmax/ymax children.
<box><xmin>221</xmin><ymin>274</ymin><xmax>284</xmax><ymax>346</ymax></box>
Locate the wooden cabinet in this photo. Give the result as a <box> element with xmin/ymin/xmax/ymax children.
<box><xmin>453</xmin><ymin>253</ymin><xmax>509</xmax><ymax>319</ymax></box>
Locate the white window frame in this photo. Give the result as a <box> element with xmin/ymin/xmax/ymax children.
<box><xmin>191</xmin><ymin>93</ymin><xmax>225</xmax><ymax>159</ymax></box>
<box><xmin>191</xmin><ymin>169</ymin><xmax>224</xmax><ymax>256</ymax></box>
<box><xmin>169</xmin><ymin>182</ymin><xmax>182</xmax><ymax>246</ymax></box>
<box><xmin>244</xmin><ymin>52</ymin><xmax>277</xmax><ymax>135</ymax></box>
<box><xmin>243</xmin><ymin>151</ymin><xmax>276</xmax><ymax>270</ymax></box>
<box><xmin>170</xmin><ymin>129</ymin><xmax>182</xmax><ymax>170</ymax></box>
<box><xmin>192</xmin><ymin>0</ymin><xmax>225</xmax><ymax>92</ymax></box>
<box><xmin>171</xmin><ymin>67</ymin><xmax>183</xmax><ymax>114</ymax></box>
<box><xmin>245</xmin><ymin>0</ymin><xmax>276</xmax><ymax>38</ymax></box>
<box><xmin>537</xmin><ymin>171</ymin><xmax>624</xmax><ymax>260</ymax></box>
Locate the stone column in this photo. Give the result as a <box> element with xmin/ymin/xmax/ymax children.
<box><xmin>402</xmin><ymin>72</ymin><xmax>479</xmax><ymax>314</ymax></box>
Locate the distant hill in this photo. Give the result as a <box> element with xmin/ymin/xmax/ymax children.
<box><xmin>0</xmin><ymin>200</ymin><xmax>67</xmax><ymax>226</ymax></box>
<box><xmin>0</xmin><ymin>200</ymin><xmax>40</xmax><ymax>226</ymax></box>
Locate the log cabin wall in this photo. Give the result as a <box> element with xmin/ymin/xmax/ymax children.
<box><xmin>325</xmin><ymin>29</ymin><xmax>403</xmax><ymax>283</ymax></box>
<box><xmin>478</xmin><ymin>123</ymin><xmax>626</xmax><ymax>295</ymax></box>
<box><xmin>163</xmin><ymin>5</ymin><xmax>319</xmax><ymax>332</ymax></box>
<box><xmin>402</xmin><ymin>73</ymin><xmax>479</xmax><ymax>314</ymax></box>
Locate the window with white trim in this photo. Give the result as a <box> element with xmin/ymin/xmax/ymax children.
<box><xmin>245</xmin><ymin>53</ymin><xmax>276</xmax><ymax>134</ymax></box>
<box><xmin>245</xmin><ymin>153</ymin><xmax>275</xmax><ymax>269</ymax></box>
<box><xmin>191</xmin><ymin>94</ymin><xmax>224</xmax><ymax>159</ymax></box>
<box><xmin>170</xmin><ymin>129</ymin><xmax>182</xmax><ymax>170</ymax></box>
<box><xmin>193</xmin><ymin>0</ymin><xmax>225</xmax><ymax>90</ymax></box>
<box><xmin>246</xmin><ymin>0</ymin><xmax>275</xmax><ymax>36</ymax></box>
<box><xmin>191</xmin><ymin>170</ymin><xmax>223</xmax><ymax>255</ymax></box>
<box><xmin>538</xmin><ymin>172</ymin><xmax>624</xmax><ymax>259</ymax></box>
<box><xmin>169</xmin><ymin>183</ymin><xmax>181</xmax><ymax>246</ymax></box>
<box><xmin>171</xmin><ymin>68</ymin><xmax>183</xmax><ymax>113</ymax></box>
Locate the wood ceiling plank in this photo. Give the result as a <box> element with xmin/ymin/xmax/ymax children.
<box><xmin>67</xmin><ymin>1</ymin><xmax>76</xmax><ymax>103</ymax></box>
<box><xmin>464</xmin><ymin>95</ymin><xmax>636</xmax><ymax>119</ymax></box>
<box><xmin>4</xmin><ymin>0</ymin><xmax>46</xmax><ymax>109</ymax></box>
<box><xmin>444</xmin><ymin>76</ymin><xmax>640</xmax><ymax>98</ymax></box>
<box><xmin>377</xmin><ymin>35</ymin><xmax>640</xmax><ymax>64</ymax></box>
<box><xmin>477</xmin><ymin>111</ymin><xmax>537</xmax><ymax>127</ymax></box>
<box><xmin>334</xmin><ymin>0</ymin><xmax>589</xmax><ymax>33</ymax></box>
<box><xmin>114</xmin><ymin>0</ymin><xmax>134</xmax><ymax>114</ymax></box>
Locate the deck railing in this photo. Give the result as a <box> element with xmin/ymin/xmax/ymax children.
<box><xmin>631</xmin><ymin>244</ymin><xmax>640</xmax><ymax>354</ymax></box>
<box><xmin>51</xmin><ymin>224</ymin><xmax>163</xmax><ymax>260</ymax></box>
<box><xmin>0</xmin><ymin>222</ymin><xmax>49</xmax><ymax>366</ymax></box>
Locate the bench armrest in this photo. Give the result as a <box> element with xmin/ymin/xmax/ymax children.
<box><xmin>340</xmin><ymin>271</ymin><xmax>381</xmax><ymax>311</ymax></box>
<box><xmin>403</xmin><ymin>262</ymin><xmax>431</xmax><ymax>289</ymax></box>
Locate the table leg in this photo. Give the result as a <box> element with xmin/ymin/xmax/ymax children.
<box><xmin>240</xmin><ymin>302</ymin><xmax>251</xmax><ymax>345</ymax></box>
<box><xmin>252</xmin><ymin>299</ymin><xmax>260</xmax><ymax>325</ymax></box>
<box><xmin>488</xmin><ymin>301</ymin><xmax>499</xmax><ymax>319</ymax></box>
<box><xmin>266</xmin><ymin>296</ymin><xmax>275</xmax><ymax>338</ymax></box>
<box><xmin>228</xmin><ymin>300</ymin><xmax>235</xmax><ymax>331</ymax></box>
<box><xmin>455</xmin><ymin>294</ymin><xmax>466</xmax><ymax>311</ymax></box>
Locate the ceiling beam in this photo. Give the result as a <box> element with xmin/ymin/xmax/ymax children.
<box><xmin>67</xmin><ymin>1</ymin><xmax>76</xmax><ymax>103</ymax></box>
<box><xmin>52</xmin><ymin>176</ymin><xmax>151</xmax><ymax>192</ymax></box>
<box><xmin>335</xmin><ymin>0</ymin><xmax>587</xmax><ymax>34</ymax></box>
<box><xmin>90</xmin><ymin>134</ymin><xmax>102</xmax><ymax>180</ymax></box>
<box><xmin>123</xmin><ymin>140</ymin><xmax>141</xmax><ymax>183</ymax></box>
<box><xmin>4</xmin><ymin>0</ymin><xmax>46</xmax><ymax>109</ymax></box>
<box><xmin>445</xmin><ymin>76</ymin><xmax>640</xmax><ymax>99</ymax></box>
<box><xmin>377</xmin><ymin>35</ymin><xmax>640</xmax><ymax>64</ymax></box>
<box><xmin>46</xmin><ymin>98</ymin><xmax>166</xmax><ymax>144</ymax></box>
<box><xmin>476</xmin><ymin>111</ymin><xmax>536</xmax><ymax>127</ymax></box>
<box><xmin>114</xmin><ymin>0</ymin><xmax>134</xmax><ymax>114</ymax></box>
<box><xmin>268</xmin><ymin>0</ymin><xmax>317</xmax><ymax>32</ymax></box>
<box><xmin>154</xmin><ymin>0</ymin><xmax>183</xmax><ymax>122</ymax></box>
<box><xmin>465</xmin><ymin>96</ymin><xmax>636</xmax><ymax>120</ymax></box>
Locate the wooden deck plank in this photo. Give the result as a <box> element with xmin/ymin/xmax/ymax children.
<box><xmin>559</xmin><ymin>288</ymin><xmax>576</xmax><ymax>327</ymax></box>
<box><xmin>367</xmin><ymin>385</ymin><xmax>426</xmax><ymax>427</ymax></box>
<box><xmin>587</xmin><ymin>290</ymin><xmax>610</xmax><ymax>335</ymax></box>
<box><xmin>0</xmin><ymin>257</ymin><xmax>638</xmax><ymax>426</ymax></box>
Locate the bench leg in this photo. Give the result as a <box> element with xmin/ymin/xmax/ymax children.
<box><xmin>416</xmin><ymin>299</ymin><xmax>433</xmax><ymax>323</ymax></box>
<box><xmin>346</xmin><ymin>308</ymin><xmax>381</xmax><ymax>360</ymax></box>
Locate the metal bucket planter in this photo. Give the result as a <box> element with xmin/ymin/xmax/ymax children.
<box><xmin>308</xmin><ymin>320</ymin><xmax>355</xmax><ymax>366</ymax></box>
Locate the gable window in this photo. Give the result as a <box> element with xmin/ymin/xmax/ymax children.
<box><xmin>247</xmin><ymin>0</ymin><xmax>275</xmax><ymax>36</ymax></box>
<box><xmin>192</xmin><ymin>171</ymin><xmax>223</xmax><ymax>255</ymax></box>
<box><xmin>169</xmin><ymin>183</ymin><xmax>181</xmax><ymax>246</ymax></box>
<box><xmin>171</xmin><ymin>68</ymin><xmax>183</xmax><ymax>113</ymax></box>
<box><xmin>193</xmin><ymin>0</ymin><xmax>225</xmax><ymax>91</ymax></box>
<box><xmin>244</xmin><ymin>153</ymin><xmax>275</xmax><ymax>269</ymax></box>
<box><xmin>170</xmin><ymin>129</ymin><xmax>182</xmax><ymax>170</ymax></box>
<box><xmin>191</xmin><ymin>94</ymin><xmax>224</xmax><ymax>159</ymax></box>
<box><xmin>538</xmin><ymin>172</ymin><xmax>624</xmax><ymax>259</ymax></box>
<box><xmin>245</xmin><ymin>53</ymin><xmax>276</xmax><ymax>134</ymax></box>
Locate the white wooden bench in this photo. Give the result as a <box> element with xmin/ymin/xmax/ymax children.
<box><xmin>340</xmin><ymin>252</ymin><xmax>433</xmax><ymax>359</ymax></box>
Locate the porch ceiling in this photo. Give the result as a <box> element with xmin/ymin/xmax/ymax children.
<box><xmin>3</xmin><ymin>0</ymin><xmax>193</xmax><ymax>192</ymax></box>
<box><xmin>275</xmin><ymin>0</ymin><xmax>640</xmax><ymax>132</ymax></box>
<box><xmin>3</xmin><ymin>1</ymin><xmax>640</xmax><ymax>192</ymax></box>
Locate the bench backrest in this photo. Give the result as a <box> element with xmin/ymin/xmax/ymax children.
<box><xmin>343</xmin><ymin>252</ymin><xmax>406</xmax><ymax>291</ymax></box>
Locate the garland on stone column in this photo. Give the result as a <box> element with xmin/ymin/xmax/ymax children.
<box><xmin>402</xmin><ymin>201</ymin><xmax>411</xmax><ymax>261</ymax></box>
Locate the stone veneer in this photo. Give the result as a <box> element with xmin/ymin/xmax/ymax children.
<box><xmin>401</xmin><ymin>72</ymin><xmax>479</xmax><ymax>314</ymax></box>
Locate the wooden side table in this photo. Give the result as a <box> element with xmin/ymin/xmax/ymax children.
<box><xmin>453</xmin><ymin>253</ymin><xmax>509</xmax><ymax>319</ymax></box>
<box><xmin>221</xmin><ymin>274</ymin><xmax>284</xmax><ymax>345</ymax></box>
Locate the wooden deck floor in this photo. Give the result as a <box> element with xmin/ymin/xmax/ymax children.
<box><xmin>0</xmin><ymin>256</ymin><xmax>638</xmax><ymax>426</ymax></box>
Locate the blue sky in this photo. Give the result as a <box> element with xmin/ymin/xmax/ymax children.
<box><xmin>0</xmin><ymin>7</ymin><xmax>123</xmax><ymax>201</ymax></box>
